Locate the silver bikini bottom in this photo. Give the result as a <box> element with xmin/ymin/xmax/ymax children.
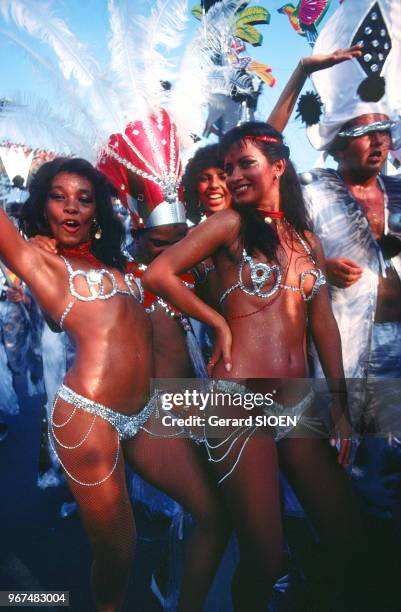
<box><xmin>200</xmin><ymin>380</ymin><xmax>327</xmax><ymax>483</ymax></box>
<box><xmin>49</xmin><ymin>384</ymin><xmax>157</xmax><ymax>486</ymax></box>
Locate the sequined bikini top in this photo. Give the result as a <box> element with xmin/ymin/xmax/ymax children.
<box><xmin>219</xmin><ymin>231</ymin><xmax>326</xmax><ymax>304</ymax></box>
<box><xmin>58</xmin><ymin>256</ymin><xmax>144</xmax><ymax>329</ymax></box>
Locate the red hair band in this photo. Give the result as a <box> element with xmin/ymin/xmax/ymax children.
<box><xmin>245</xmin><ymin>136</ymin><xmax>281</xmax><ymax>143</ymax></box>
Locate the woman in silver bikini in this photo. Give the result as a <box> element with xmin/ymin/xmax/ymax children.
<box><xmin>143</xmin><ymin>122</ymin><xmax>363</xmax><ymax>610</ymax></box>
<box><xmin>0</xmin><ymin>157</ymin><xmax>228</xmax><ymax>612</ymax></box>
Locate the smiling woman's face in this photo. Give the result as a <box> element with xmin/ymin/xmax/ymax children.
<box><xmin>224</xmin><ymin>141</ymin><xmax>279</xmax><ymax>207</ymax></box>
<box><xmin>45</xmin><ymin>172</ymin><xmax>97</xmax><ymax>246</ymax></box>
<box><xmin>197</xmin><ymin>167</ymin><xmax>231</xmax><ymax>215</ymax></box>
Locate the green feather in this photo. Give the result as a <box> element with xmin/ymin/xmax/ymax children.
<box><xmin>191</xmin><ymin>4</ymin><xmax>203</xmax><ymax>20</ymax></box>
<box><xmin>236</xmin><ymin>6</ymin><xmax>270</xmax><ymax>27</ymax></box>
<box><xmin>235</xmin><ymin>24</ymin><xmax>263</xmax><ymax>46</ymax></box>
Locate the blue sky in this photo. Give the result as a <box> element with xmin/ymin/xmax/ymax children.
<box><xmin>0</xmin><ymin>0</ymin><xmax>340</xmax><ymax>171</ymax></box>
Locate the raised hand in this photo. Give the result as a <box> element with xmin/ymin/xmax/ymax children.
<box><xmin>302</xmin><ymin>45</ymin><xmax>362</xmax><ymax>74</ymax></box>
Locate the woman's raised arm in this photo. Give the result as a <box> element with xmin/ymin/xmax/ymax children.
<box><xmin>0</xmin><ymin>208</ymin><xmax>44</xmax><ymax>285</ymax></box>
<box><xmin>267</xmin><ymin>46</ymin><xmax>361</xmax><ymax>133</ymax></box>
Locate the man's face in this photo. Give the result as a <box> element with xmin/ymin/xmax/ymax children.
<box><xmin>136</xmin><ymin>223</ymin><xmax>188</xmax><ymax>263</ymax></box>
<box><xmin>337</xmin><ymin>113</ymin><xmax>392</xmax><ymax>177</ymax></box>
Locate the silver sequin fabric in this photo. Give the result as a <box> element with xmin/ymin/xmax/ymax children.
<box><xmin>58</xmin><ymin>384</ymin><xmax>157</xmax><ymax>440</ymax></box>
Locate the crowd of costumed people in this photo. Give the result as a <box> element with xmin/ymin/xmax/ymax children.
<box><xmin>1</xmin><ymin>1</ymin><xmax>401</xmax><ymax>611</ymax></box>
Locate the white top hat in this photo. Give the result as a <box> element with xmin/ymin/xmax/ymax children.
<box><xmin>307</xmin><ymin>0</ymin><xmax>401</xmax><ymax>150</ymax></box>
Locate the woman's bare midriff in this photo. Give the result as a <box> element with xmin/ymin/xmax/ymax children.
<box><xmin>34</xmin><ymin>256</ymin><xmax>153</xmax><ymax>415</ymax></box>
<box><xmin>214</xmin><ymin>295</ymin><xmax>309</xmax><ymax>376</ymax></box>
<box><xmin>63</xmin><ymin>297</ymin><xmax>152</xmax><ymax>414</ymax></box>
<box><xmin>212</xmin><ymin>231</ymin><xmax>315</xmax><ymax>389</ymax></box>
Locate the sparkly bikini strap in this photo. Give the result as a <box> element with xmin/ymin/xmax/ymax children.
<box><xmin>59</xmin><ymin>256</ymin><xmax>75</xmax><ymax>329</ymax></box>
<box><xmin>60</xmin><ymin>255</ymin><xmax>74</xmax><ymax>274</ymax></box>
<box><xmin>124</xmin><ymin>273</ymin><xmax>144</xmax><ymax>304</ymax></box>
<box><xmin>293</xmin><ymin>231</ymin><xmax>316</xmax><ymax>265</ymax></box>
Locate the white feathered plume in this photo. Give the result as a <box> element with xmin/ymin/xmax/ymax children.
<box><xmin>0</xmin><ymin>27</ymin><xmax>99</xmax><ymax>138</ymax></box>
<box><xmin>170</xmin><ymin>0</ymin><xmax>249</xmax><ymax>145</ymax></box>
<box><xmin>0</xmin><ymin>91</ymin><xmax>94</xmax><ymax>158</ymax></box>
<box><xmin>0</xmin><ymin>0</ymin><xmax>97</xmax><ymax>85</ymax></box>
<box><xmin>0</xmin><ymin>0</ymin><xmax>249</xmax><ymax>160</ymax></box>
<box><xmin>137</xmin><ymin>0</ymin><xmax>188</xmax><ymax>109</ymax></box>
<box><xmin>0</xmin><ymin>0</ymin><xmax>127</xmax><ymax>134</ymax></box>
<box><xmin>0</xmin><ymin>0</ymin><xmax>193</xmax><ymax>157</ymax></box>
<box><xmin>108</xmin><ymin>0</ymin><xmax>189</xmax><ymax>118</ymax></box>
<box><xmin>107</xmin><ymin>0</ymin><xmax>145</xmax><ymax>121</ymax></box>
<box><xmin>197</xmin><ymin>0</ymin><xmax>244</xmax><ymax>57</ymax></box>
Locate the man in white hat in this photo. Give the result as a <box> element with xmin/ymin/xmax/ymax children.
<box><xmin>302</xmin><ymin>0</ymin><xmax>401</xmax><ymax>390</ymax></box>
<box><xmin>304</xmin><ymin>112</ymin><xmax>401</xmax><ymax>386</ymax></box>
<box><xmin>301</xmin><ymin>6</ymin><xmax>401</xmax><ymax>590</ymax></box>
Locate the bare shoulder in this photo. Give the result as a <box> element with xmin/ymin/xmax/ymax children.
<box><xmin>304</xmin><ymin>230</ymin><xmax>322</xmax><ymax>250</ymax></box>
<box><xmin>204</xmin><ymin>208</ymin><xmax>241</xmax><ymax>239</ymax></box>
<box><xmin>185</xmin><ymin>209</ymin><xmax>241</xmax><ymax>247</ymax></box>
<box><xmin>304</xmin><ymin>230</ymin><xmax>325</xmax><ymax>260</ymax></box>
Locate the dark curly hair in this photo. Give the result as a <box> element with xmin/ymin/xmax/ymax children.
<box><xmin>182</xmin><ymin>144</ymin><xmax>224</xmax><ymax>223</ymax></box>
<box><xmin>220</xmin><ymin>122</ymin><xmax>310</xmax><ymax>263</ymax></box>
<box><xmin>20</xmin><ymin>157</ymin><xmax>126</xmax><ymax>271</ymax></box>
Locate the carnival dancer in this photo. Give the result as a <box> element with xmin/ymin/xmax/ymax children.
<box><xmin>180</xmin><ymin>51</ymin><xmax>366</xmax><ymax>603</ymax></box>
<box><xmin>98</xmin><ymin>109</ymin><xmax>208</xmax><ymax>381</ymax></box>
<box><xmin>181</xmin><ymin>46</ymin><xmax>364</xmax><ymax>374</ymax></box>
<box><xmin>143</xmin><ymin>121</ymin><xmax>363</xmax><ymax>610</ymax></box>
<box><xmin>0</xmin><ymin>157</ymin><xmax>227</xmax><ymax>612</ymax></box>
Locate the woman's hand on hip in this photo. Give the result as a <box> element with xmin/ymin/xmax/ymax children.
<box><xmin>208</xmin><ymin>320</ymin><xmax>232</xmax><ymax>376</ymax></box>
